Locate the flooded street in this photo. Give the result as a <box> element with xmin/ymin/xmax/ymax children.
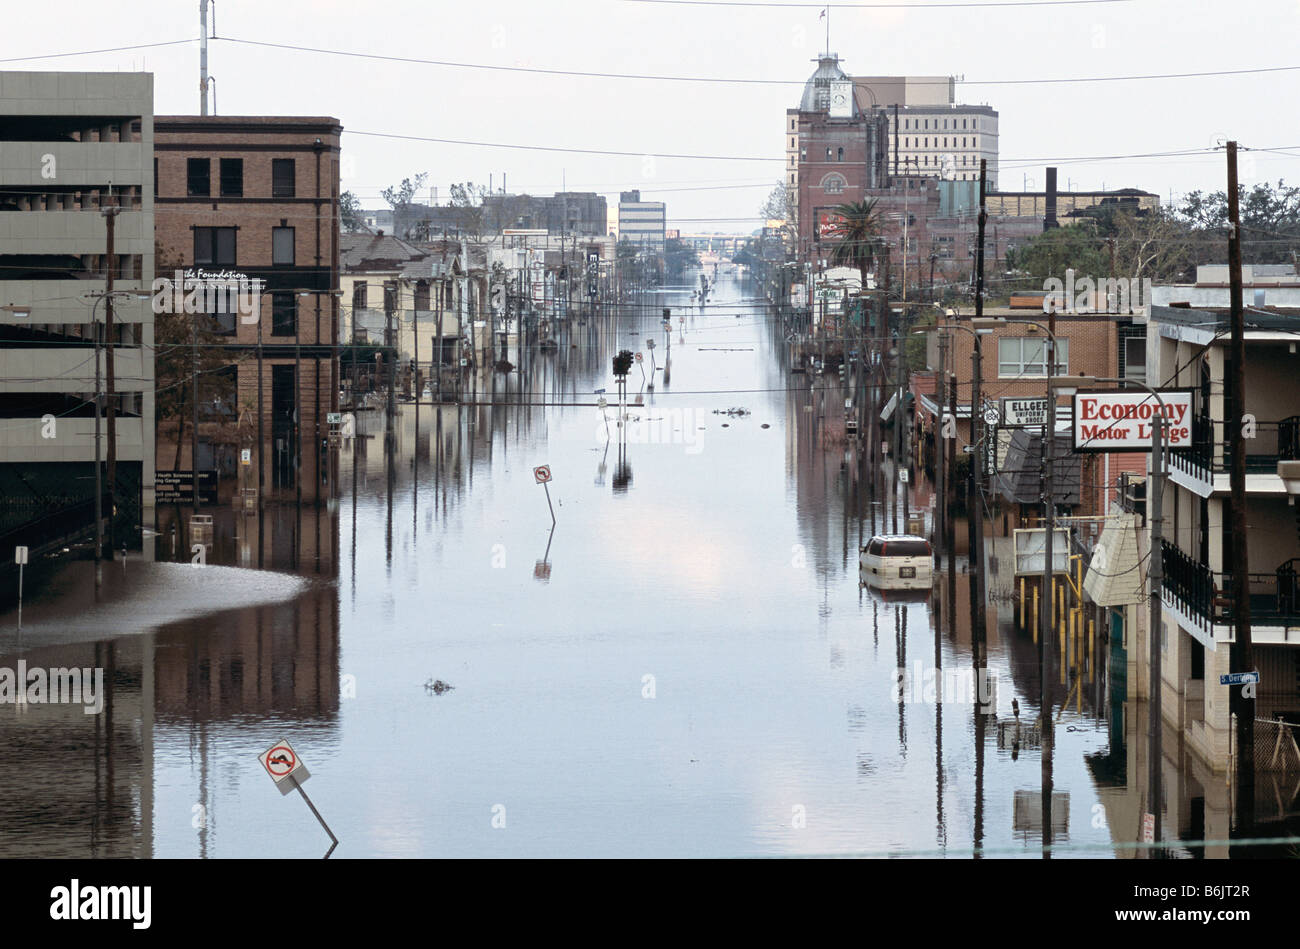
<box><xmin>0</xmin><ymin>273</ymin><xmax>1140</xmax><ymax>858</ymax></box>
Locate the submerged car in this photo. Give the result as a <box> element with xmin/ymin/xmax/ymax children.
<box><xmin>859</xmin><ymin>534</ymin><xmax>934</xmax><ymax>591</ymax></box>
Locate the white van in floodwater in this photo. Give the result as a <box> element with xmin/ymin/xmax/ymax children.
<box><xmin>859</xmin><ymin>534</ymin><xmax>933</xmax><ymax>591</ymax></box>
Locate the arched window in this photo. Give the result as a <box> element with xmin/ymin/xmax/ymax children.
<box><xmin>820</xmin><ymin>173</ymin><xmax>847</xmax><ymax>195</ymax></box>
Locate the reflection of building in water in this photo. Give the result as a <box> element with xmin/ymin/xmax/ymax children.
<box><xmin>0</xmin><ymin>636</ymin><xmax>154</xmax><ymax>858</ymax></box>
<box><xmin>153</xmin><ymin>585</ymin><xmax>338</xmax><ymax>721</ymax></box>
<box><xmin>155</xmin><ymin>502</ymin><xmax>339</xmax><ymax>578</ymax></box>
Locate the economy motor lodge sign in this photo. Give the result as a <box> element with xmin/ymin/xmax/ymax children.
<box><xmin>1071</xmin><ymin>390</ymin><xmax>1193</xmax><ymax>452</ymax></box>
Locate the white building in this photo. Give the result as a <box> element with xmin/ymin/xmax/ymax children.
<box><xmin>617</xmin><ymin>190</ymin><xmax>666</xmax><ymax>254</ymax></box>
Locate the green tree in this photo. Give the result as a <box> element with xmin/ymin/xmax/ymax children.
<box><xmin>1005</xmin><ymin>225</ymin><xmax>1110</xmax><ymax>287</ymax></box>
<box><xmin>340</xmin><ymin>190</ymin><xmax>366</xmax><ymax>233</ymax></box>
<box><xmin>824</xmin><ymin>199</ymin><xmax>883</xmax><ymax>290</ymax></box>
<box><xmin>759</xmin><ymin>179</ymin><xmax>793</xmax><ymax>223</ymax></box>
<box><xmin>382</xmin><ymin>173</ymin><xmax>429</xmax><ymax>240</ymax></box>
<box><xmin>449</xmin><ymin>181</ymin><xmax>489</xmax><ymax>240</ymax></box>
<box><xmin>664</xmin><ymin>237</ymin><xmax>700</xmax><ymax>282</ymax></box>
<box><xmin>1178</xmin><ymin>179</ymin><xmax>1300</xmax><ymax>265</ymax></box>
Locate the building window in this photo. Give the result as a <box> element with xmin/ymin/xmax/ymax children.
<box><xmin>272</xmin><ymin>159</ymin><xmax>296</xmax><ymax>198</ymax></box>
<box><xmin>352</xmin><ymin>281</ymin><xmax>367</xmax><ymax>313</ymax></box>
<box><xmin>837</xmin><ymin>147</ymin><xmax>843</xmax><ymax>162</ymax></box>
<box><xmin>998</xmin><ymin>337</ymin><xmax>1069</xmax><ymax>377</ymax></box>
<box><xmin>826</xmin><ymin>147</ymin><xmax>832</xmax><ymax>160</ymax></box>
<box><xmin>271</xmin><ymin>292</ymin><xmax>297</xmax><ymax>337</ymax></box>
<box><xmin>194</xmin><ymin>226</ymin><xmax>236</xmax><ymax>266</ymax></box>
<box><xmin>187</xmin><ymin>158</ymin><xmax>211</xmax><ymax>197</ymax></box>
<box><xmin>154</xmin><ymin>157</ymin><xmax>158</xmax><ymax>198</ymax></box>
<box><xmin>1124</xmin><ymin>336</ymin><xmax>1147</xmax><ymax>381</ymax></box>
<box><xmin>272</xmin><ymin>226</ymin><xmax>295</xmax><ymax>266</ymax></box>
<box><xmin>219</xmin><ymin>158</ymin><xmax>243</xmax><ymax>197</ymax></box>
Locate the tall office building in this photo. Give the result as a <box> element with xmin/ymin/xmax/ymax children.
<box><xmin>617</xmin><ymin>190</ymin><xmax>667</xmax><ymax>253</ymax></box>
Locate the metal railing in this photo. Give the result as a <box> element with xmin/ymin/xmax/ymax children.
<box><xmin>1171</xmin><ymin>416</ymin><xmax>1300</xmax><ymax>479</ymax></box>
<box><xmin>1162</xmin><ymin>541</ymin><xmax>1300</xmax><ymax>626</ymax></box>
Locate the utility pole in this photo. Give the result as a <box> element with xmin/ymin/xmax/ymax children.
<box><xmin>1226</xmin><ymin>141</ymin><xmax>1255</xmax><ymax>838</ymax></box>
<box><xmin>1040</xmin><ymin>305</ymin><xmax>1058</xmax><ymax>830</ymax></box>
<box><xmin>199</xmin><ymin>0</ymin><xmax>210</xmax><ymax>115</ymax></box>
<box><xmin>191</xmin><ymin>281</ymin><xmax>200</xmax><ymax>513</ymax></box>
<box><xmin>102</xmin><ymin>193</ymin><xmax>120</xmax><ymax>555</ymax></box>
<box><xmin>93</xmin><ymin>297</ymin><xmax>103</xmax><ymax>590</ymax></box>
<box><xmin>969</xmin><ymin>335</ymin><xmax>985</xmax><ymax>642</ymax></box>
<box><xmin>1148</xmin><ymin>403</ymin><xmax>1165</xmax><ymax>854</ymax></box>
<box><xmin>970</xmin><ymin>159</ymin><xmax>989</xmax><ymax>642</ymax></box>
<box><xmin>936</xmin><ymin>331</ymin><xmax>948</xmax><ymax>558</ymax></box>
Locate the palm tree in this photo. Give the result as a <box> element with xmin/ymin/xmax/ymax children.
<box><xmin>824</xmin><ymin>199</ymin><xmax>883</xmax><ymax>291</ymax></box>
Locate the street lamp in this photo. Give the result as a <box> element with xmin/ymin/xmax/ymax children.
<box><xmin>1050</xmin><ymin>372</ymin><xmax>1169</xmax><ymax>855</ymax></box>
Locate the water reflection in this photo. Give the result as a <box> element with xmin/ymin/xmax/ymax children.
<box><xmin>0</xmin><ymin>271</ymin><xmax>1279</xmax><ymax>857</ymax></box>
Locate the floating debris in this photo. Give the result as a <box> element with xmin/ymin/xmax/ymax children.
<box><xmin>424</xmin><ymin>679</ymin><xmax>455</xmax><ymax>695</ymax></box>
<box><xmin>712</xmin><ymin>407</ymin><xmax>750</xmax><ymax>417</ymax></box>
<box><xmin>760</xmin><ymin>423</ymin><xmax>770</xmax><ymax>429</ymax></box>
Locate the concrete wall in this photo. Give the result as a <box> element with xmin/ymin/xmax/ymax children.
<box><xmin>0</xmin><ymin>71</ymin><xmax>155</xmax><ymax>507</ymax></box>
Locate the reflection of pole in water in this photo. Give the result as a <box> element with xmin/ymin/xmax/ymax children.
<box><xmin>895</xmin><ymin>605</ymin><xmax>906</xmax><ymax>756</ymax></box>
<box><xmin>934</xmin><ymin>602</ymin><xmax>945</xmax><ymax>851</ymax></box>
<box><xmin>1041</xmin><ymin>716</ymin><xmax>1054</xmax><ymax>859</ymax></box>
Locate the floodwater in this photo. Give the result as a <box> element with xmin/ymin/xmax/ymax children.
<box><xmin>0</xmin><ymin>272</ymin><xmax>1190</xmax><ymax>858</ymax></box>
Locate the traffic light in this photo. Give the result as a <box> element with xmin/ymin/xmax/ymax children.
<box><xmin>612</xmin><ymin>349</ymin><xmax>634</xmax><ymax>377</ymax></box>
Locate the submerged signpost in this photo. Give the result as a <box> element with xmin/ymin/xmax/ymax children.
<box><xmin>259</xmin><ymin>738</ymin><xmax>337</xmax><ymax>856</ymax></box>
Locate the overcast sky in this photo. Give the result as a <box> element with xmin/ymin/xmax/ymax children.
<box><xmin>3</xmin><ymin>0</ymin><xmax>1297</xmax><ymax>231</ymax></box>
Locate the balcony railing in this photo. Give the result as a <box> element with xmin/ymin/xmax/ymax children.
<box><xmin>1162</xmin><ymin>541</ymin><xmax>1300</xmax><ymax>627</ymax></box>
<box><xmin>1170</xmin><ymin>416</ymin><xmax>1300</xmax><ymax>481</ymax></box>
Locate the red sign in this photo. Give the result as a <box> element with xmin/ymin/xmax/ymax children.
<box><xmin>265</xmin><ymin>745</ymin><xmax>295</xmax><ymax>778</ymax></box>
<box><xmin>815</xmin><ymin>208</ymin><xmax>847</xmax><ymax>241</ymax></box>
<box><xmin>533</xmin><ymin>465</ymin><xmax>552</xmax><ymax>484</ymax></box>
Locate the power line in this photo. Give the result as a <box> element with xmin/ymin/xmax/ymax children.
<box><xmin>346</xmin><ymin>129</ymin><xmax>780</xmax><ymax>163</ymax></box>
<box><xmin>214</xmin><ymin>34</ymin><xmax>1300</xmax><ymax>89</ymax></box>
<box><xmin>0</xmin><ymin>39</ymin><xmax>194</xmax><ymax>64</ymax></box>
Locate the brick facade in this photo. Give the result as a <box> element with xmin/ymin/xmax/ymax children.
<box><xmin>154</xmin><ymin>116</ymin><xmax>342</xmax><ymax>503</ymax></box>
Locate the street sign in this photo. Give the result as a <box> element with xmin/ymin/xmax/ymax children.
<box><xmin>899</xmin><ymin>469</ymin><xmax>909</xmax><ymax>484</ymax></box>
<box><xmin>14</xmin><ymin>546</ymin><xmax>27</xmax><ymax>566</ymax></box>
<box><xmin>258</xmin><ymin>738</ymin><xmax>310</xmax><ymax>796</ymax></box>
<box><xmin>240</xmin><ymin>448</ymin><xmax>251</xmax><ymax>465</ymax></box>
<box><xmin>1219</xmin><ymin>671</ymin><xmax>1260</xmax><ymax>686</ymax></box>
<box><xmin>597</xmin><ymin>397</ymin><xmax>608</xmax><ymax>410</ymax></box>
<box><xmin>646</xmin><ymin>339</ymin><xmax>655</xmax><ymax>350</ymax></box>
<box><xmin>635</xmin><ymin>352</ymin><xmax>643</xmax><ymax>363</ymax></box>
<box><xmin>533</xmin><ymin>465</ymin><xmax>552</xmax><ymax>484</ymax></box>
<box><xmin>326</xmin><ymin>412</ymin><xmax>343</xmax><ymax>425</ymax></box>
<box><xmin>1142</xmin><ymin>813</ymin><xmax>1155</xmax><ymax>844</ymax></box>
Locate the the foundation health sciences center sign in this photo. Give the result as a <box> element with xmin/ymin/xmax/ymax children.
<box><xmin>1071</xmin><ymin>389</ymin><xmax>1194</xmax><ymax>451</ymax></box>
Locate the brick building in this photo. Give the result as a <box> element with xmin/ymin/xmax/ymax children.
<box><xmin>914</xmin><ymin>305</ymin><xmax>1148</xmax><ymax>518</ymax></box>
<box><xmin>153</xmin><ymin>116</ymin><xmax>342</xmax><ymax>503</ymax></box>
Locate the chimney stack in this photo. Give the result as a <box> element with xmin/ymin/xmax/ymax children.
<box><xmin>1044</xmin><ymin>167</ymin><xmax>1059</xmax><ymax>231</ymax></box>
